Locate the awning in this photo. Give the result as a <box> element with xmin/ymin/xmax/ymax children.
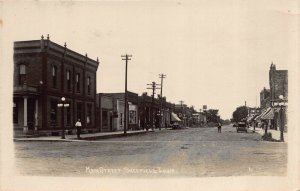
<box><xmin>254</xmin><ymin>112</ymin><xmax>264</xmax><ymax>121</ymax></box>
<box><xmin>171</xmin><ymin>112</ymin><xmax>182</xmax><ymax>122</ymax></box>
<box><xmin>254</xmin><ymin>107</ymin><xmax>271</xmax><ymax>121</ymax></box>
<box><xmin>247</xmin><ymin>115</ymin><xmax>255</xmax><ymax>122</ymax></box>
<box><xmin>261</xmin><ymin>107</ymin><xmax>274</xmax><ymax>120</ymax></box>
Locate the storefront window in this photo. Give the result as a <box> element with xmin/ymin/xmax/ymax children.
<box><xmin>13</xmin><ymin>102</ymin><xmax>18</xmax><ymax>124</ymax></box>
<box><xmin>119</xmin><ymin>113</ymin><xmax>123</xmax><ymax>126</ymax></box>
<box><xmin>87</xmin><ymin>104</ymin><xmax>92</xmax><ymax>125</ymax></box>
<box><xmin>50</xmin><ymin>101</ymin><xmax>57</xmax><ymax>125</ymax></box>
<box><xmin>129</xmin><ymin>110</ymin><xmax>137</xmax><ymax>124</ymax></box>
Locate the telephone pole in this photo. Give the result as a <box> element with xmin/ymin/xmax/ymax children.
<box><xmin>147</xmin><ymin>81</ymin><xmax>160</xmax><ymax>131</ymax></box>
<box><xmin>158</xmin><ymin>74</ymin><xmax>166</xmax><ymax>129</ymax></box>
<box><xmin>179</xmin><ymin>100</ymin><xmax>184</xmax><ymax>127</ymax></box>
<box><xmin>121</xmin><ymin>54</ymin><xmax>132</xmax><ymax>134</ymax></box>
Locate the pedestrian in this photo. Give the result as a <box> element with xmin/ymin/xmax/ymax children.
<box><xmin>75</xmin><ymin>119</ymin><xmax>82</xmax><ymax>139</ymax></box>
<box><xmin>217</xmin><ymin>122</ymin><xmax>222</xmax><ymax>133</ymax></box>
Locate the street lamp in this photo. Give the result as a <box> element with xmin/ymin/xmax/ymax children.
<box><xmin>57</xmin><ymin>97</ymin><xmax>69</xmax><ymax>139</ymax></box>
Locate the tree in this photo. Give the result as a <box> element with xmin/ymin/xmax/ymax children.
<box><xmin>206</xmin><ymin>109</ymin><xmax>220</xmax><ymax>123</ymax></box>
<box><xmin>232</xmin><ymin>106</ymin><xmax>248</xmax><ymax>122</ymax></box>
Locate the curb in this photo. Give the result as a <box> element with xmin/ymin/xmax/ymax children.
<box><xmin>13</xmin><ymin>130</ymin><xmax>154</xmax><ymax>142</ymax></box>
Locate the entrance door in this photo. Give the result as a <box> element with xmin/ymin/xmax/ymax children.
<box><xmin>109</xmin><ymin>114</ymin><xmax>113</xmax><ymax>131</ymax></box>
<box><xmin>27</xmin><ymin>99</ymin><xmax>35</xmax><ymax>130</ymax></box>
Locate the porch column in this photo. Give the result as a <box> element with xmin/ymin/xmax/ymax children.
<box><xmin>23</xmin><ymin>96</ymin><xmax>28</xmax><ymax>133</ymax></box>
<box><xmin>35</xmin><ymin>99</ymin><xmax>38</xmax><ymax>131</ymax></box>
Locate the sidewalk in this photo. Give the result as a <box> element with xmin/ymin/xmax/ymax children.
<box><xmin>248</xmin><ymin>126</ymin><xmax>288</xmax><ymax>142</ymax></box>
<box><xmin>14</xmin><ymin>129</ymin><xmax>158</xmax><ymax>142</ymax></box>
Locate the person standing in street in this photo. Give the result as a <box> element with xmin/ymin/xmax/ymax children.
<box><xmin>217</xmin><ymin>122</ymin><xmax>222</xmax><ymax>133</ymax></box>
<box><xmin>75</xmin><ymin>119</ymin><xmax>82</xmax><ymax>139</ymax></box>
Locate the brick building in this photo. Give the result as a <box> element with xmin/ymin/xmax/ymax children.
<box><xmin>256</xmin><ymin>63</ymin><xmax>288</xmax><ymax>131</ymax></box>
<box><xmin>13</xmin><ymin>36</ymin><xmax>99</xmax><ymax>136</ymax></box>
<box><xmin>269</xmin><ymin>63</ymin><xmax>288</xmax><ymax>101</ymax></box>
<box><xmin>269</xmin><ymin>63</ymin><xmax>288</xmax><ymax>131</ymax></box>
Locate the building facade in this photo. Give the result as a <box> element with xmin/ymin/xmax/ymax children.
<box><xmin>97</xmin><ymin>93</ymin><xmax>132</xmax><ymax>132</ymax></box>
<box><xmin>255</xmin><ymin>63</ymin><xmax>288</xmax><ymax>132</ymax></box>
<box><xmin>260</xmin><ymin>87</ymin><xmax>270</xmax><ymax>110</ymax></box>
<box><xmin>269</xmin><ymin>63</ymin><xmax>288</xmax><ymax>101</ymax></box>
<box><xmin>13</xmin><ymin>36</ymin><xmax>99</xmax><ymax>136</ymax></box>
<box><xmin>138</xmin><ymin>92</ymin><xmax>160</xmax><ymax>129</ymax></box>
<box><xmin>269</xmin><ymin>63</ymin><xmax>288</xmax><ymax>131</ymax></box>
<box><xmin>97</xmin><ymin>93</ymin><xmax>115</xmax><ymax>132</ymax></box>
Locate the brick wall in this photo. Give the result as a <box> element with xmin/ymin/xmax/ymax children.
<box><xmin>269</xmin><ymin>65</ymin><xmax>288</xmax><ymax>100</ymax></box>
<box><xmin>14</xmin><ymin>55</ymin><xmax>43</xmax><ymax>87</ymax></box>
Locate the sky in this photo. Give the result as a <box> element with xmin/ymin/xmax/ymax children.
<box><xmin>1</xmin><ymin>0</ymin><xmax>298</xmax><ymax>119</ymax></box>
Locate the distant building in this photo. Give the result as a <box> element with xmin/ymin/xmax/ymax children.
<box><xmin>97</xmin><ymin>93</ymin><xmax>115</xmax><ymax>132</ymax></box>
<box><xmin>138</xmin><ymin>92</ymin><xmax>159</xmax><ymax>129</ymax></box>
<box><xmin>104</xmin><ymin>91</ymin><xmax>140</xmax><ymax>130</ymax></box>
<box><xmin>13</xmin><ymin>36</ymin><xmax>99</xmax><ymax>136</ymax></box>
<box><xmin>256</xmin><ymin>63</ymin><xmax>288</xmax><ymax>131</ymax></box>
<box><xmin>260</xmin><ymin>87</ymin><xmax>270</xmax><ymax>109</ymax></box>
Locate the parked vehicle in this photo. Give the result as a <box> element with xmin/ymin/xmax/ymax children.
<box><xmin>236</xmin><ymin>122</ymin><xmax>247</xmax><ymax>133</ymax></box>
<box><xmin>171</xmin><ymin>122</ymin><xmax>180</xmax><ymax>129</ymax></box>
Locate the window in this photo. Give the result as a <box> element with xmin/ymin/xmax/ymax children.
<box><xmin>76</xmin><ymin>73</ymin><xmax>80</xmax><ymax>92</ymax></box>
<box><xmin>87</xmin><ymin>77</ymin><xmax>91</xmax><ymax>95</ymax></box>
<box><xmin>76</xmin><ymin>103</ymin><xmax>82</xmax><ymax>121</ymax></box>
<box><xmin>19</xmin><ymin>65</ymin><xmax>26</xmax><ymax>85</ymax></box>
<box><xmin>119</xmin><ymin>113</ymin><xmax>123</xmax><ymax>126</ymax></box>
<box><xmin>129</xmin><ymin>110</ymin><xmax>137</xmax><ymax>124</ymax></box>
<box><xmin>50</xmin><ymin>101</ymin><xmax>57</xmax><ymax>125</ymax></box>
<box><xmin>67</xmin><ymin>70</ymin><xmax>71</xmax><ymax>91</ymax></box>
<box><xmin>13</xmin><ymin>102</ymin><xmax>18</xmax><ymax>124</ymax></box>
<box><xmin>52</xmin><ymin>66</ymin><xmax>57</xmax><ymax>88</ymax></box>
<box><xmin>87</xmin><ymin>104</ymin><xmax>92</xmax><ymax>125</ymax></box>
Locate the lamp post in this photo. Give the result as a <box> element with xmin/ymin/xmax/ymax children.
<box><xmin>278</xmin><ymin>95</ymin><xmax>285</xmax><ymax>142</ymax></box>
<box><xmin>57</xmin><ymin>97</ymin><xmax>69</xmax><ymax>139</ymax></box>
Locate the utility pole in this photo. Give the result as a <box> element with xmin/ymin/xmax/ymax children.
<box><xmin>159</xmin><ymin>74</ymin><xmax>166</xmax><ymax>130</ymax></box>
<box><xmin>121</xmin><ymin>54</ymin><xmax>132</xmax><ymax>134</ymax></box>
<box><xmin>147</xmin><ymin>81</ymin><xmax>160</xmax><ymax>131</ymax></box>
<box><xmin>179</xmin><ymin>100</ymin><xmax>184</xmax><ymax>127</ymax></box>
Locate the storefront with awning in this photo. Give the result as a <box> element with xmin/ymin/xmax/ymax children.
<box><xmin>171</xmin><ymin>112</ymin><xmax>182</xmax><ymax>122</ymax></box>
<box><xmin>255</xmin><ymin>107</ymin><xmax>272</xmax><ymax>121</ymax></box>
<box><xmin>254</xmin><ymin>107</ymin><xmax>279</xmax><ymax>130</ymax></box>
<box><xmin>261</xmin><ymin>107</ymin><xmax>274</xmax><ymax>120</ymax></box>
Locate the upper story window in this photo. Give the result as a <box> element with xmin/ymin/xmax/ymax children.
<box><xmin>66</xmin><ymin>70</ymin><xmax>71</xmax><ymax>91</ymax></box>
<box><xmin>52</xmin><ymin>66</ymin><xmax>57</xmax><ymax>88</ymax></box>
<box><xmin>20</xmin><ymin>65</ymin><xmax>26</xmax><ymax>74</ymax></box>
<box><xmin>19</xmin><ymin>64</ymin><xmax>26</xmax><ymax>85</ymax></box>
<box><xmin>76</xmin><ymin>73</ymin><xmax>80</xmax><ymax>92</ymax></box>
<box><xmin>87</xmin><ymin>76</ymin><xmax>91</xmax><ymax>95</ymax></box>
